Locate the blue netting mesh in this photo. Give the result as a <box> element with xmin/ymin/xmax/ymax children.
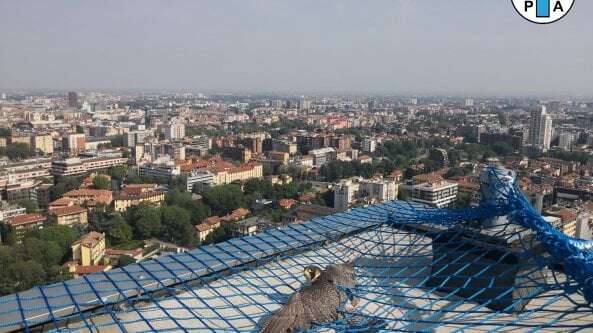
<box><xmin>0</xmin><ymin>165</ymin><xmax>592</xmax><ymax>332</ymax></box>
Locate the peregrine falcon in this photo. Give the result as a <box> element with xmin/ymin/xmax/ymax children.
<box><xmin>260</xmin><ymin>262</ymin><xmax>363</xmax><ymax>333</ymax></box>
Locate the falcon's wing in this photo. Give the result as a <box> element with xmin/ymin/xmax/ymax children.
<box><xmin>260</xmin><ymin>277</ymin><xmax>343</xmax><ymax>332</ymax></box>
<box><xmin>259</xmin><ymin>263</ymin><xmax>357</xmax><ymax>333</ymax></box>
<box><xmin>325</xmin><ymin>263</ymin><xmax>356</xmax><ymax>288</ymax></box>
<box><xmin>260</xmin><ymin>292</ymin><xmax>308</xmax><ymax>333</ymax></box>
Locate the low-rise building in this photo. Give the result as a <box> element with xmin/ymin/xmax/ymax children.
<box><xmin>545</xmin><ymin>207</ymin><xmax>578</xmax><ymax>237</ymax></box>
<box><xmin>195</xmin><ymin>223</ymin><xmax>214</xmax><ymax>243</ymax></box>
<box><xmin>71</xmin><ymin>231</ymin><xmax>106</xmax><ymax>266</ymax></box>
<box><xmin>138</xmin><ymin>156</ymin><xmax>181</xmax><ymax>181</ymax></box>
<box><xmin>63</xmin><ymin>133</ymin><xmax>86</xmax><ymax>153</ymax></box>
<box><xmin>114</xmin><ymin>184</ymin><xmax>165</xmax><ymax>212</ymax></box>
<box><xmin>62</xmin><ymin>189</ymin><xmax>113</xmax><ymax>207</ymax></box>
<box><xmin>333</xmin><ymin>177</ymin><xmax>398</xmax><ymax>211</ymax></box>
<box><xmin>104</xmin><ymin>248</ymin><xmax>143</xmax><ymax>264</ymax></box>
<box><xmin>220</xmin><ymin>208</ymin><xmax>251</xmax><ymax>223</ymax></box>
<box><xmin>231</xmin><ymin>216</ymin><xmax>267</xmax><ymax>237</ymax></box>
<box><xmin>51</xmin><ymin>156</ymin><xmax>128</xmax><ymax>177</ymax></box>
<box><xmin>268</xmin><ymin>151</ymin><xmax>290</xmax><ymax>165</ymax></box>
<box><xmin>211</xmin><ymin>161</ymin><xmax>263</xmax><ymax>185</ymax></box>
<box><xmin>361</xmin><ymin>138</ymin><xmax>377</xmax><ymax>153</ymax></box>
<box><xmin>309</xmin><ymin>147</ymin><xmax>337</xmax><ymax>166</ymax></box>
<box><xmin>36</xmin><ymin>184</ymin><xmax>53</xmax><ymax>208</ymax></box>
<box><xmin>31</xmin><ymin>134</ymin><xmax>54</xmax><ymax>155</ymax></box>
<box><xmin>403</xmin><ymin>179</ymin><xmax>459</xmax><ymax>208</ymax></box>
<box><xmin>50</xmin><ymin>205</ymin><xmax>88</xmax><ymax>227</ymax></box>
<box><xmin>3</xmin><ymin>214</ymin><xmax>46</xmax><ymax>241</ymax></box>
<box><xmin>283</xmin><ymin>204</ymin><xmax>337</xmax><ymax>223</ymax></box>
<box><xmin>186</xmin><ymin>169</ymin><xmax>216</xmax><ymax>192</ymax></box>
<box><xmin>2</xmin><ymin>180</ymin><xmax>41</xmax><ymax>203</ymax></box>
<box><xmin>222</xmin><ymin>146</ymin><xmax>252</xmax><ymax>163</ymax></box>
<box><xmin>48</xmin><ymin>197</ymin><xmax>76</xmax><ymax>211</ymax></box>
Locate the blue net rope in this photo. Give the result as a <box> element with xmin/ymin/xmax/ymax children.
<box><xmin>0</xmin><ymin>165</ymin><xmax>592</xmax><ymax>332</ymax></box>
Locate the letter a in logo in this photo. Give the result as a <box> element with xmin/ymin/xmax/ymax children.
<box><xmin>511</xmin><ymin>0</ymin><xmax>575</xmax><ymax>24</ymax></box>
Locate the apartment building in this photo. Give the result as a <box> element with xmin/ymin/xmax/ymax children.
<box><xmin>114</xmin><ymin>184</ymin><xmax>165</xmax><ymax>212</ymax></box>
<box><xmin>186</xmin><ymin>169</ymin><xmax>216</xmax><ymax>192</ymax></box>
<box><xmin>211</xmin><ymin>162</ymin><xmax>263</xmax><ymax>185</ymax></box>
<box><xmin>138</xmin><ymin>156</ymin><xmax>181</xmax><ymax>181</ymax></box>
<box><xmin>333</xmin><ymin>177</ymin><xmax>398</xmax><ymax>211</ymax></box>
<box><xmin>50</xmin><ymin>205</ymin><xmax>88</xmax><ymax>227</ymax></box>
<box><xmin>71</xmin><ymin>231</ymin><xmax>106</xmax><ymax>266</ymax></box>
<box><xmin>31</xmin><ymin>134</ymin><xmax>54</xmax><ymax>155</ymax></box>
<box><xmin>61</xmin><ymin>189</ymin><xmax>113</xmax><ymax>206</ymax></box>
<box><xmin>403</xmin><ymin>179</ymin><xmax>459</xmax><ymax>208</ymax></box>
<box><xmin>3</xmin><ymin>214</ymin><xmax>46</xmax><ymax>241</ymax></box>
<box><xmin>51</xmin><ymin>156</ymin><xmax>128</xmax><ymax>177</ymax></box>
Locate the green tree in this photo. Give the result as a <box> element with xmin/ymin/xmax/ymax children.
<box><xmin>108</xmin><ymin>219</ymin><xmax>133</xmax><ymax>246</ymax></box>
<box><xmin>203</xmin><ymin>224</ymin><xmax>233</xmax><ymax>245</ymax></box>
<box><xmin>320</xmin><ymin>191</ymin><xmax>334</xmax><ymax>207</ymax></box>
<box><xmin>37</xmin><ymin>225</ymin><xmax>78</xmax><ymax>259</ymax></box>
<box><xmin>90</xmin><ymin>211</ymin><xmax>125</xmax><ymax>233</ymax></box>
<box><xmin>160</xmin><ymin>206</ymin><xmax>195</xmax><ymax>246</ymax></box>
<box><xmin>108</xmin><ymin>165</ymin><xmax>129</xmax><ymax>181</ymax></box>
<box><xmin>92</xmin><ymin>175</ymin><xmax>111</xmax><ymax>190</ymax></box>
<box><xmin>17</xmin><ymin>199</ymin><xmax>38</xmax><ymax>213</ymax></box>
<box><xmin>447</xmin><ymin>149</ymin><xmax>461</xmax><ymax>167</ymax></box>
<box><xmin>15</xmin><ymin>238</ymin><xmax>63</xmax><ymax>268</ymax></box>
<box><xmin>445</xmin><ymin>167</ymin><xmax>464</xmax><ymax>179</ymax></box>
<box><xmin>203</xmin><ymin>184</ymin><xmax>247</xmax><ymax>215</ymax></box>
<box><xmin>166</xmin><ymin>189</ymin><xmax>211</xmax><ymax>224</ymax></box>
<box><xmin>109</xmin><ymin>135</ymin><xmax>125</xmax><ymax>148</ymax></box>
<box><xmin>117</xmin><ymin>255</ymin><xmax>136</xmax><ymax>267</ymax></box>
<box><xmin>491</xmin><ymin>142</ymin><xmax>513</xmax><ymax>157</ymax></box>
<box><xmin>50</xmin><ymin>176</ymin><xmax>82</xmax><ymax>200</ymax></box>
<box><xmin>0</xmin><ymin>128</ymin><xmax>11</xmax><ymax>138</ymax></box>
<box><xmin>126</xmin><ymin>203</ymin><xmax>162</xmax><ymax>239</ymax></box>
<box><xmin>398</xmin><ymin>188</ymin><xmax>410</xmax><ymax>201</ymax></box>
<box><xmin>454</xmin><ymin>192</ymin><xmax>472</xmax><ymax>208</ymax></box>
<box><xmin>0</xmin><ymin>224</ymin><xmax>16</xmax><ymax>246</ymax></box>
<box><xmin>4</xmin><ymin>260</ymin><xmax>45</xmax><ymax>295</ymax></box>
<box><xmin>2</xmin><ymin>142</ymin><xmax>34</xmax><ymax>160</ymax></box>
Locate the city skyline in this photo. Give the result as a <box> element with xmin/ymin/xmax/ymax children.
<box><xmin>1</xmin><ymin>0</ymin><xmax>592</xmax><ymax>96</ymax></box>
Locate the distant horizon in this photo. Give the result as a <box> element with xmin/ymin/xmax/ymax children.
<box><xmin>1</xmin><ymin>88</ymin><xmax>591</xmax><ymax>101</ymax></box>
<box><xmin>1</xmin><ymin>0</ymin><xmax>592</xmax><ymax>97</ymax></box>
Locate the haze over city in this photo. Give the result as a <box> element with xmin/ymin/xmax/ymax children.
<box><xmin>1</xmin><ymin>0</ymin><xmax>592</xmax><ymax>96</ymax></box>
<box><xmin>1</xmin><ymin>1</ymin><xmax>593</xmax><ymax>332</ymax></box>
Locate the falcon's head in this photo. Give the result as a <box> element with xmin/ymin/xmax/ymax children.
<box><xmin>303</xmin><ymin>265</ymin><xmax>322</xmax><ymax>282</ymax></box>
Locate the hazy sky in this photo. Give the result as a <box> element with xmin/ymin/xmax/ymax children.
<box><xmin>0</xmin><ymin>0</ymin><xmax>592</xmax><ymax>96</ymax></box>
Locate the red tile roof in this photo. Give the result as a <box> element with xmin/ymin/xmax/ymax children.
<box><xmin>205</xmin><ymin>216</ymin><xmax>221</xmax><ymax>225</ymax></box>
<box><xmin>278</xmin><ymin>198</ymin><xmax>297</xmax><ymax>209</ymax></box>
<box><xmin>50</xmin><ymin>205</ymin><xmax>87</xmax><ymax>216</ymax></box>
<box><xmin>64</xmin><ymin>189</ymin><xmax>112</xmax><ymax>197</ymax></box>
<box><xmin>48</xmin><ymin>197</ymin><xmax>75</xmax><ymax>208</ymax></box>
<box><xmin>74</xmin><ymin>265</ymin><xmax>111</xmax><ymax>275</ymax></box>
<box><xmin>76</xmin><ymin>231</ymin><xmax>105</xmax><ymax>248</ymax></box>
<box><xmin>115</xmin><ymin>190</ymin><xmax>165</xmax><ymax>200</ymax></box>
<box><xmin>195</xmin><ymin>223</ymin><xmax>212</xmax><ymax>232</ymax></box>
<box><xmin>5</xmin><ymin>214</ymin><xmax>46</xmax><ymax>226</ymax></box>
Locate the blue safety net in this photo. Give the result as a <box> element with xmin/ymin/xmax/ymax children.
<box><xmin>0</xmin><ymin>165</ymin><xmax>592</xmax><ymax>332</ymax></box>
